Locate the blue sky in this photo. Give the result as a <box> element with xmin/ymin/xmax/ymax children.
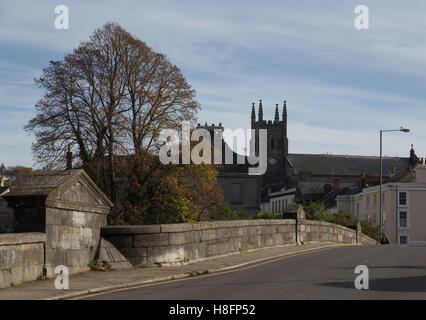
<box><xmin>1</xmin><ymin>0</ymin><xmax>426</xmax><ymax>167</ymax></box>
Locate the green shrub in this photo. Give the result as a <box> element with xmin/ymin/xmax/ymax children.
<box><xmin>304</xmin><ymin>202</ymin><xmax>354</xmax><ymax>226</ymax></box>
<box><xmin>360</xmin><ymin>218</ymin><xmax>381</xmax><ymax>242</ymax></box>
<box><xmin>211</xmin><ymin>206</ymin><xmax>250</xmax><ymax>220</ymax></box>
<box><xmin>304</xmin><ymin>201</ymin><xmax>380</xmax><ymax>241</ymax></box>
<box><xmin>252</xmin><ymin>211</ymin><xmax>283</xmax><ymax>220</ymax></box>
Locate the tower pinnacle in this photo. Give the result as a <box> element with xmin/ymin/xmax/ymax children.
<box><xmin>282</xmin><ymin>100</ymin><xmax>287</xmax><ymax>121</ymax></box>
<box><xmin>258</xmin><ymin>99</ymin><xmax>263</xmax><ymax>121</ymax></box>
<box><xmin>274</xmin><ymin>104</ymin><xmax>279</xmax><ymax>122</ymax></box>
<box><xmin>251</xmin><ymin>102</ymin><xmax>256</xmax><ymax>122</ymax></box>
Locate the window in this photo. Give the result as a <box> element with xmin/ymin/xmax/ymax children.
<box><xmin>278</xmin><ymin>200</ymin><xmax>281</xmax><ymax>212</ymax></box>
<box><xmin>366</xmin><ymin>196</ymin><xmax>370</xmax><ymax>209</ymax></box>
<box><xmin>399</xmin><ymin>192</ymin><xmax>407</xmax><ymax>206</ymax></box>
<box><xmin>399</xmin><ymin>211</ymin><xmax>408</xmax><ymax>229</ymax></box>
<box><xmin>285</xmin><ymin>199</ymin><xmax>288</xmax><ymax>209</ymax></box>
<box><xmin>374</xmin><ymin>194</ymin><xmax>377</xmax><ymax>207</ymax></box>
<box><xmin>399</xmin><ymin>236</ymin><xmax>408</xmax><ymax>245</ymax></box>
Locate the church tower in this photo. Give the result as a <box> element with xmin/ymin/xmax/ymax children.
<box><xmin>251</xmin><ymin>100</ymin><xmax>289</xmax><ymax>186</ymax></box>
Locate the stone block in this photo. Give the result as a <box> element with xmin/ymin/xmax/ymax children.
<box><xmin>161</xmin><ymin>223</ymin><xmax>193</xmax><ymax>233</ymax></box>
<box><xmin>21</xmin><ymin>264</ymin><xmax>43</xmax><ymax>283</ymax></box>
<box><xmin>129</xmin><ymin>256</ymin><xmax>148</xmax><ymax>266</ymax></box>
<box><xmin>169</xmin><ymin>232</ymin><xmax>188</xmax><ymax>245</ymax></box>
<box><xmin>146</xmin><ymin>246</ymin><xmax>184</xmax><ymax>264</ymax></box>
<box><xmin>216</xmin><ymin>228</ymin><xmax>232</xmax><ymax>239</ymax></box>
<box><xmin>98</xmin><ymin>247</ymin><xmax>113</xmax><ymax>262</ymax></box>
<box><xmin>247</xmin><ymin>226</ymin><xmax>261</xmax><ymax>236</ymax></box>
<box><xmin>46</xmin><ymin>248</ymin><xmax>67</xmax><ymax>267</ymax></box>
<box><xmin>134</xmin><ymin>233</ymin><xmax>169</xmax><ymax>247</ymax></box>
<box><xmin>21</xmin><ymin>243</ymin><xmax>44</xmax><ymax>266</ymax></box>
<box><xmin>193</xmin><ymin>222</ymin><xmax>214</xmax><ymax>230</ymax></box>
<box><xmin>206</xmin><ymin>241</ymin><xmax>221</xmax><ymax>257</ymax></box>
<box><xmin>10</xmin><ymin>266</ymin><xmax>24</xmax><ymax>285</ymax></box>
<box><xmin>0</xmin><ymin>269</ymin><xmax>12</xmax><ymax>289</ymax></box>
<box><xmin>0</xmin><ymin>245</ymin><xmax>21</xmax><ymax>268</ymax></box>
<box><xmin>107</xmin><ymin>235</ymin><xmax>134</xmax><ymax>248</ymax></box>
<box><xmin>102</xmin><ymin>225</ymin><xmax>161</xmax><ymax>235</ymax></box>
<box><xmin>0</xmin><ymin>232</ymin><xmax>46</xmax><ymax>246</ymax></box>
<box><xmin>108</xmin><ymin>246</ymin><xmax>130</xmax><ymax>263</ymax></box>
<box><xmin>66</xmin><ymin>249</ymin><xmax>93</xmax><ymax>268</ymax></box>
<box><xmin>120</xmin><ymin>247</ymin><xmax>147</xmax><ymax>258</ymax></box>
<box><xmin>185</xmin><ymin>242</ymin><xmax>208</xmax><ymax>261</ymax></box>
<box><xmin>202</xmin><ymin>229</ymin><xmax>217</xmax><ymax>241</ymax></box>
<box><xmin>80</xmin><ymin>227</ymin><xmax>94</xmax><ymax>248</ymax></box>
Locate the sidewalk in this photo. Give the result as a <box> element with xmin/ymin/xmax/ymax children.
<box><xmin>0</xmin><ymin>243</ymin><xmax>352</xmax><ymax>300</ymax></box>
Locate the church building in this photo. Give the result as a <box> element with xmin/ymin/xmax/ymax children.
<box><xmin>214</xmin><ymin>100</ymin><xmax>421</xmax><ymax>214</ymax></box>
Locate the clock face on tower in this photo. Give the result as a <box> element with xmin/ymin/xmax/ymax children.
<box><xmin>269</xmin><ymin>157</ymin><xmax>276</xmax><ymax>165</ymax></box>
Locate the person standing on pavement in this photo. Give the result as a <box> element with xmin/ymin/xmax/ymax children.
<box><xmin>380</xmin><ymin>233</ymin><xmax>390</xmax><ymax>244</ymax></box>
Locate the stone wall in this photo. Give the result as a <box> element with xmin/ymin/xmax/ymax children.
<box><xmin>0</xmin><ymin>233</ymin><xmax>46</xmax><ymax>289</ymax></box>
<box><xmin>5</xmin><ymin>170</ymin><xmax>112</xmax><ymax>277</ymax></box>
<box><xmin>297</xmin><ymin>219</ymin><xmax>358</xmax><ymax>245</ymax></box>
<box><xmin>9</xmin><ymin>198</ymin><xmax>108</xmax><ymax>276</ymax></box>
<box><xmin>358</xmin><ymin>233</ymin><xmax>378</xmax><ymax>245</ymax></box>
<box><xmin>43</xmin><ymin>207</ymin><xmax>107</xmax><ymax>275</ymax></box>
<box><xmin>102</xmin><ymin>220</ymin><xmax>297</xmax><ymax>267</ymax></box>
<box><xmin>102</xmin><ymin>219</ymin><xmax>376</xmax><ymax>267</ymax></box>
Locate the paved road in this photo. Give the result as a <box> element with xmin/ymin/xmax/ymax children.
<box><xmin>84</xmin><ymin>245</ymin><xmax>426</xmax><ymax>300</ymax></box>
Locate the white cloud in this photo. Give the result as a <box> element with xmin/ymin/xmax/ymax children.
<box><xmin>2</xmin><ymin>0</ymin><xmax>426</xmax><ymax>165</ymax></box>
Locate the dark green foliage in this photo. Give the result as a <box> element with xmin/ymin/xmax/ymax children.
<box><xmin>360</xmin><ymin>218</ymin><xmax>381</xmax><ymax>242</ymax></box>
<box><xmin>252</xmin><ymin>211</ymin><xmax>283</xmax><ymax>219</ymax></box>
<box><xmin>304</xmin><ymin>201</ymin><xmax>379</xmax><ymax>241</ymax></box>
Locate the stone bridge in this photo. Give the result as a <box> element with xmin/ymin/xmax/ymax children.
<box><xmin>0</xmin><ymin>170</ymin><xmax>376</xmax><ymax>289</ymax></box>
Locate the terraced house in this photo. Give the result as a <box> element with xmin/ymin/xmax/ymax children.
<box><xmin>337</xmin><ymin>165</ymin><xmax>426</xmax><ymax>244</ymax></box>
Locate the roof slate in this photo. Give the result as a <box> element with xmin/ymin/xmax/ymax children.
<box><xmin>287</xmin><ymin>153</ymin><xmax>410</xmax><ymax>176</ymax></box>
<box><xmin>5</xmin><ymin>169</ymin><xmax>83</xmax><ymax>197</ymax></box>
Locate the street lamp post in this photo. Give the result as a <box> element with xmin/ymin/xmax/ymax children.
<box><xmin>379</xmin><ymin>127</ymin><xmax>410</xmax><ymax>238</ymax></box>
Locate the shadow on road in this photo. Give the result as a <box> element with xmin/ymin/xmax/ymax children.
<box><xmin>319</xmin><ymin>275</ymin><xmax>426</xmax><ymax>293</ymax></box>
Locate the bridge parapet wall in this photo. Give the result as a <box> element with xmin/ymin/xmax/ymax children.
<box><xmin>102</xmin><ymin>219</ymin><xmax>375</xmax><ymax>267</ymax></box>
<box><xmin>297</xmin><ymin>219</ymin><xmax>357</xmax><ymax>245</ymax></box>
<box><xmin>0</xmin><ymin>232</ymin><xmax>46</xmax><ymax>289</ymax></box>
<box><xmin>102</xmin><ymin>220</ymin><xmax>297</xmax><ymax>267</ymax></box>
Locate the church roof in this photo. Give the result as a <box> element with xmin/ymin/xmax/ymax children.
<box><xmin>287</xmin><ymin>153</ymin><xmax>410</xmax><ymax>177</ymax></box>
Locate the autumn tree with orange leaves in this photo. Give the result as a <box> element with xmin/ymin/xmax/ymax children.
<box><xmin>26</xmin><ymin>23</ymin><xmax>224</xmax><ymax>224</ymax></box>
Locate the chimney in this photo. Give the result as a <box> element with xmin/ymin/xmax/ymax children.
<box><xmin>0</xmin><ymin>175</ymin><xmax>4</xmax><ymax>187</ymax></box>
<box><xmin>66</xmin><ymin>146</ymin><xmax>73</xmax><ymax>170</ymax></box>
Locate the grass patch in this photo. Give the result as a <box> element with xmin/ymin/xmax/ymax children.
<box><xmin>88</xmin><ymin>260</ymin><xmax>112</xmax><ymax>272</ymax></box>
<box><xmin>188</xmin><ymin>270</ymin><xmax>209</xmax><ymax>277</ymax></box>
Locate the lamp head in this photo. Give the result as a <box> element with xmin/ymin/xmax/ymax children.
<box><xmin>400</xmin><ymin>127</ymin><xmax>410</xmax><ymax>133</ymax></box>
